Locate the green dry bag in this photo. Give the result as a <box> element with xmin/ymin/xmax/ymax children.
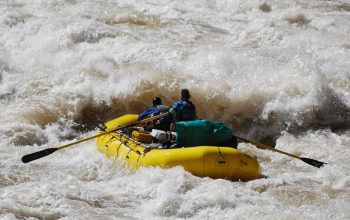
<box><xmin>175</xmin><ymin>120</ymin><xmax>233</xmax><ymax>147</ymax></box>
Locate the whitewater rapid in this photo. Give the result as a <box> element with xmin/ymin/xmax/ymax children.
<box><xmin>1</xmin><ymin>0</ymin><xmax>350</xmax><ymax>219</ymax></box>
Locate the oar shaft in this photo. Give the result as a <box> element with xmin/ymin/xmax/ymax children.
<box><xmin>236</xmin><ymin>136</ymin><xmax>299</xmax><ymax>159</ymax></box>
<box><xmin>58</xmin><ymin>113</ymin><xmax>168</xmax><ymax>150</ymax></box>
<box><xmin>58</xmin><ymin>134</ymin><xmax>101</xmax><ymax>150</ymax></box>
<box><xmin>22</xmin><ymin>113</ymin><xmax>169</xmax><ymax>163</ymax></box>
<box><xmin>235</xmin><ymin>135</ymin><xmax>326</xmax><ymax>168</ymax></box>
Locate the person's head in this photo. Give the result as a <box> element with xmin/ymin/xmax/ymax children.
<box><xmin>180</xmin><ymin>89</ymin><xmax>191</xmax><ymax>101</ymax></box>
<box><xmin>152</xmin><ymin>97</ymin><xmax>162</xmax><ymax>106</ymax></box>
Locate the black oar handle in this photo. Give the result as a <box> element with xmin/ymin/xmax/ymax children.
<box><xmin>21</xmin><ymin>148</ymin><xmax>58</xmax><ymax>163</ymax></box>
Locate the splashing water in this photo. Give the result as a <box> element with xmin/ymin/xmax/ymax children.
<box><xmin>1</xmin><ymin>0</ymin><xmax>350</xmax><ymax>219</ymax></box>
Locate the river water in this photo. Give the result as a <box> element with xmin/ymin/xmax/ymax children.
<box><xmin>1</xmin><ymin>0</ymin><xmax>350</xmax><ymax>219</ymax></box>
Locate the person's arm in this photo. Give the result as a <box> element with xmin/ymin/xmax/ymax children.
<box><xmin>169</xmin><ymin>101</ymin><xmax>183</xmax><ymax>122</ymax></box>
<box><xmin>169</xmin><ymin>101</ymin><xmax>182</xmax><ymax>113</ymax></box>
<box><xmin>138</xmin><ymin>110</ymin><xmax>148</xmax><ymax>120</ymax></box>
<box><xmin>138</xmin><ymin>107</ymin><xmax>153</xmax><ymax>120</ymax></box>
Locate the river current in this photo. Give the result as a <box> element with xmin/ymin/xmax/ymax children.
<box><xmin>1</xmin><ymin>0</ymin><xmax>350</xmax><ymax>219</ymax></box>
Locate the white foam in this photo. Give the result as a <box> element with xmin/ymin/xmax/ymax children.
<box><xmin>0</xmin><ymin>0</ymin><xmax>349</xmax><ymax>219</ymax></box>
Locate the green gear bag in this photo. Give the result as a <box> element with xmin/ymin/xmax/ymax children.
<box><xmin>175</xmin><ymin>120</ymin><xmax>233</xmax><ymax>147</ymax></box>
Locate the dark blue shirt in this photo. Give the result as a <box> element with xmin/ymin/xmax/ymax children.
<box><xmin>170</xmin><ymin>101</ymin><xmax>188</xmax><ymax>114</ymax></box>
<box><xmin>169</xmin><ymin>100</ymin><xmax>196</xmax><ymax>121</ymax></box>
<box><xmin>138</xmin><ymin>106</ymin><xmax>160</xmax><ymax>121</ymax></box>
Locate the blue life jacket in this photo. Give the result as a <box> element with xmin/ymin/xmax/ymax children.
<box><xmin>176</xmin><ymin>101</ymin><xmax>196</xmax><ymax>121</ymax></box>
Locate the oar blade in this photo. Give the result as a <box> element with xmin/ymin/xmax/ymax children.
<box><xmin>300</xmin><ymin>157</ymin><xmax>327</xmax><ymax>168</ymax></box>
<box><xmin>21</xmin><ymin>148</ymin><xmax>58</xmax><ymax>163</ymax></box>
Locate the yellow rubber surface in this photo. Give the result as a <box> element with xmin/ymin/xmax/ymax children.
<box><xmin>96</xmin><ymin>114</ymin><xmax>261</xmax><ymax>181</ymax></box>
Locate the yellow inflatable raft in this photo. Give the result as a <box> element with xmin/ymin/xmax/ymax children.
<box><xmin>96</xmin><ymin>114</ymin><xmax>261</xmax><ymax>181</ymax></box>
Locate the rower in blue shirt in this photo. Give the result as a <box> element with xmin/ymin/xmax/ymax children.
<box><xmin>138</xmin><ymin>97</ymin><xmax>172</xmax><ymax>131</ymax></box>
<box><xmin>138</xmin><ymin>97</ymin><xmax>169</xmax><ymax>120</ymax></box>
<box><xmin>169</xmin><ymin>89</ymin><xmax>197</xmax><ymax>122</ymax></box>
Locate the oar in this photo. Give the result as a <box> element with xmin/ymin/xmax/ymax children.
<box><xmin>21</xmin><ymin>113</ymin><xmax>168</xmax><ymax>163</ymax></box>
<box><xmin>234</xmin><ymin>135</ymin><xmax>327</xmax><ymax>168</ymax></box>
